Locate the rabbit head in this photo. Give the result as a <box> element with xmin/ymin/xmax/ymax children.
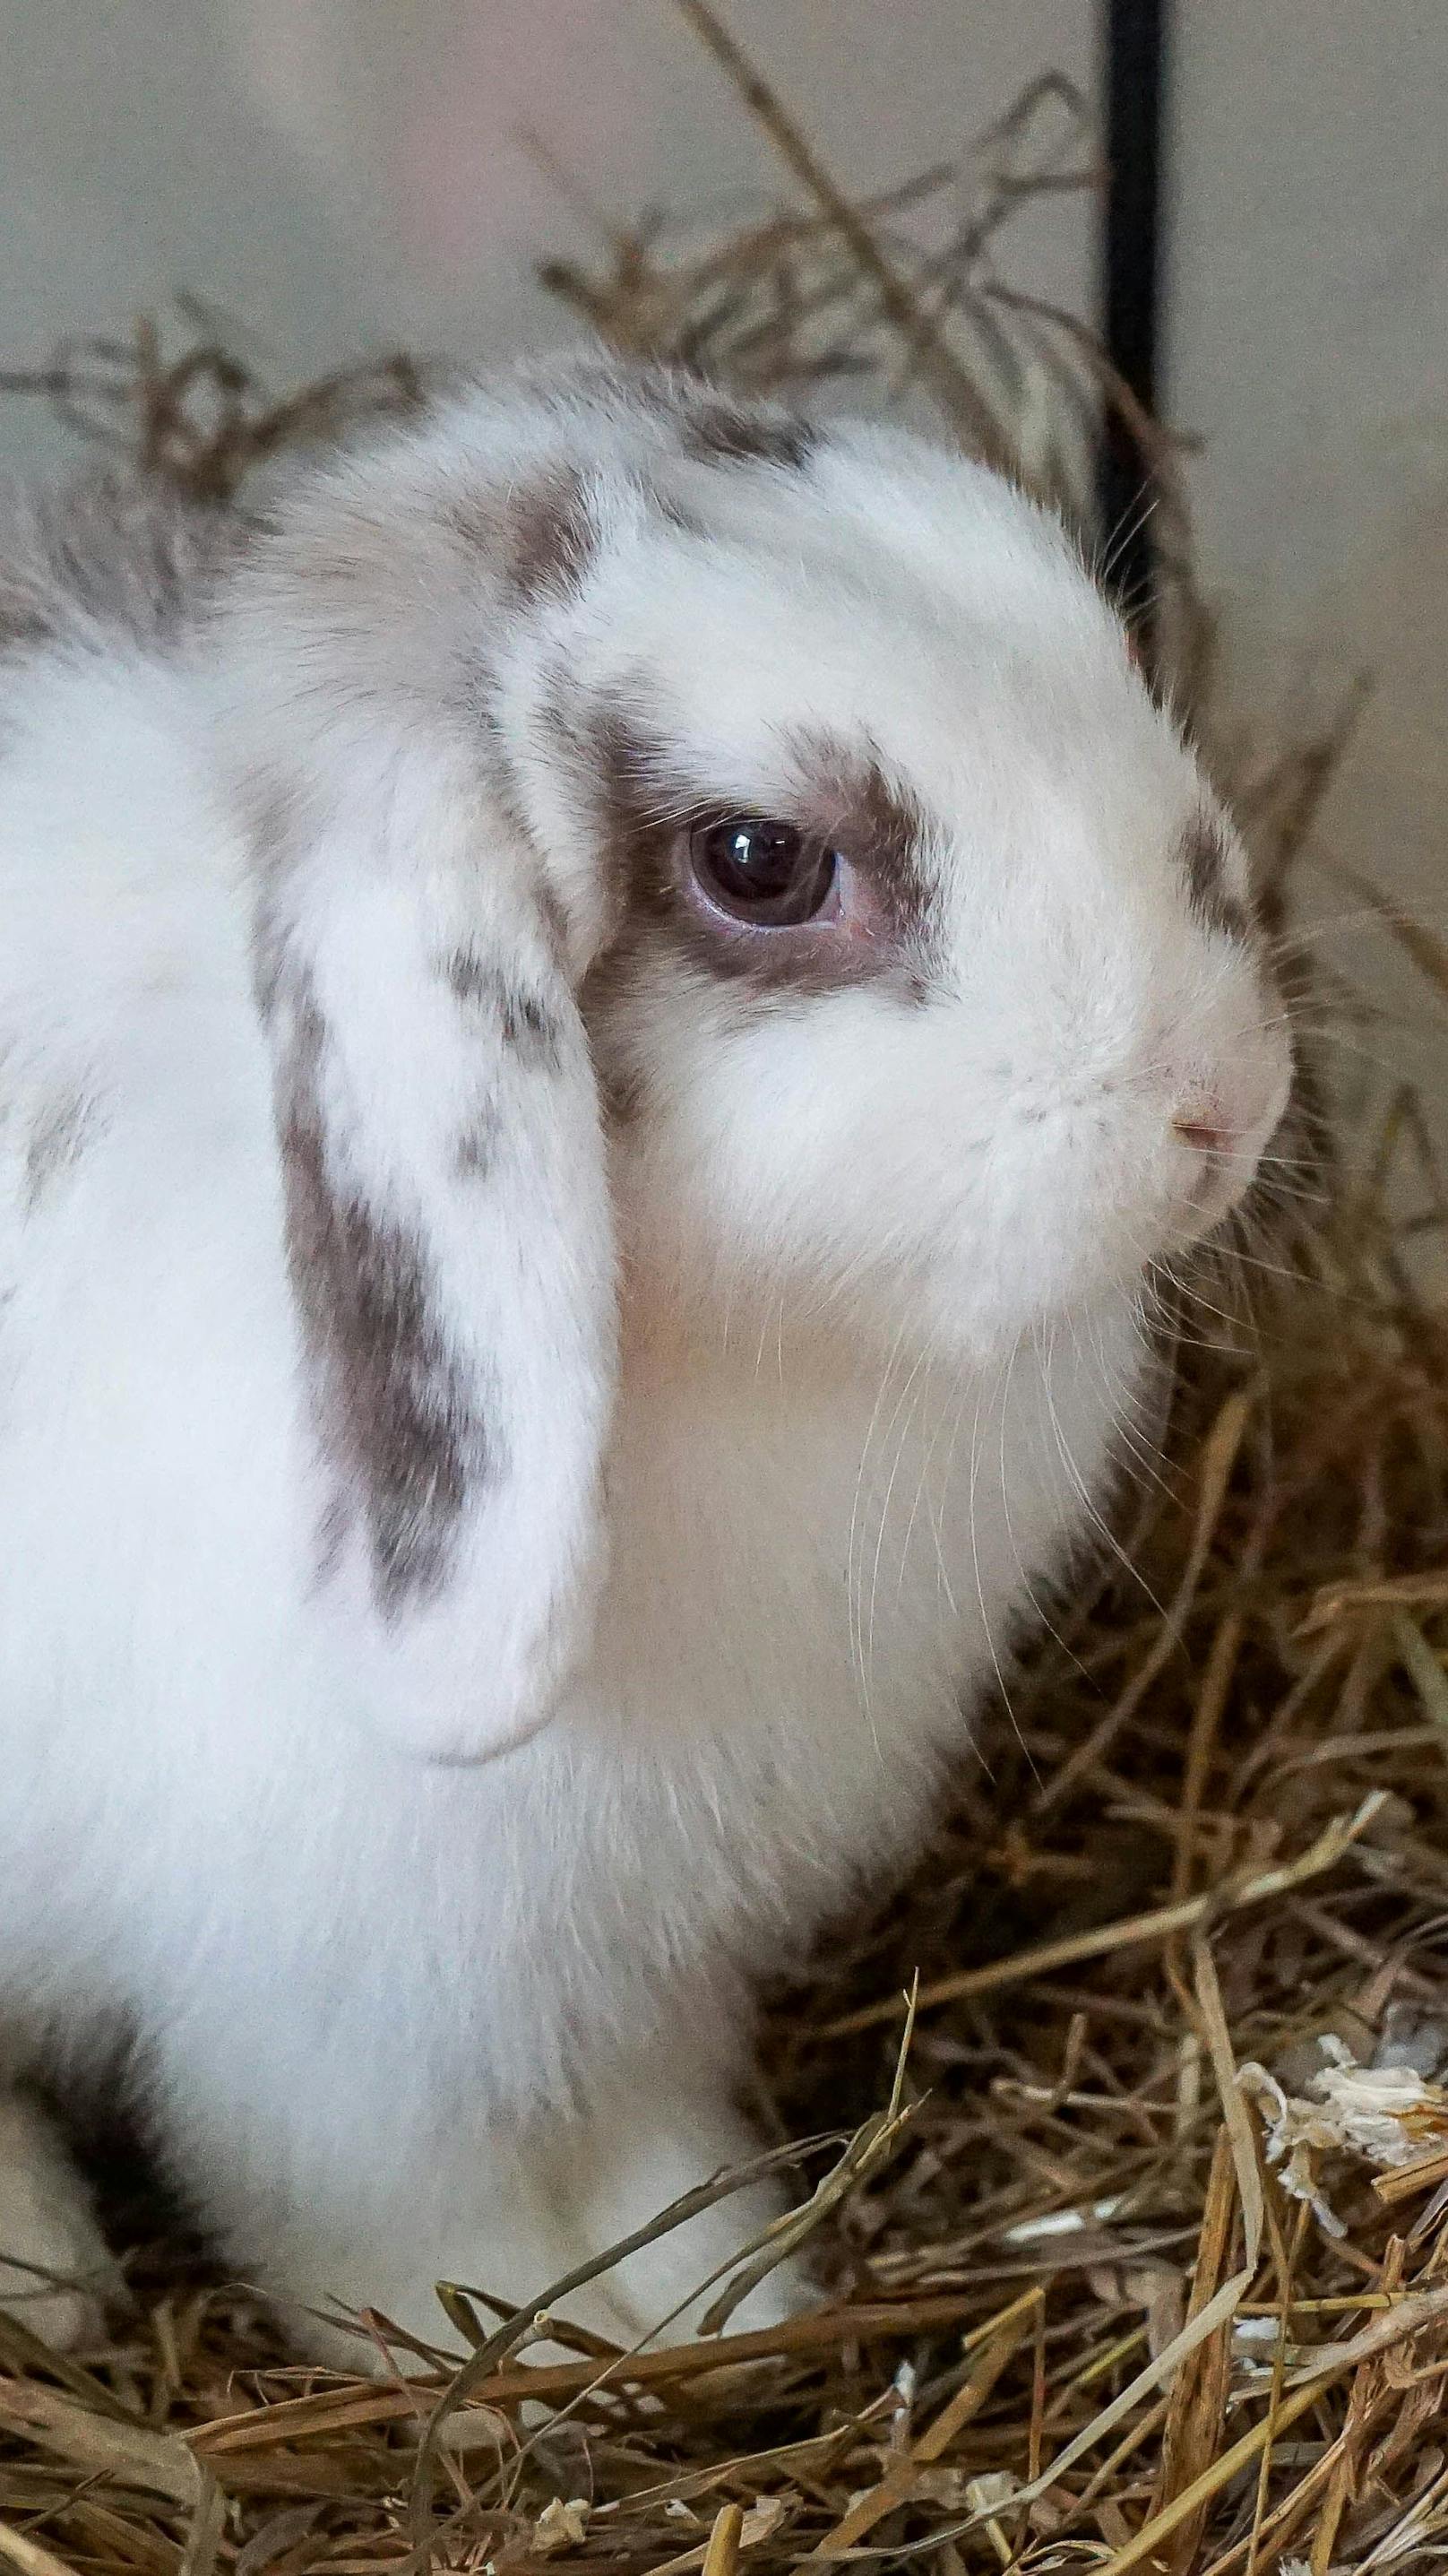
<box><xmin>213</xmin><ymin>362</ymin><xmax>1291</xmax><ymax>1759</ymax></box>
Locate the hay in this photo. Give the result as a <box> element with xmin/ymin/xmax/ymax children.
<box><xmin>5</xmin><ymin>17</ymin><xmax>1448</xmax><ymax>2572</ymax></box>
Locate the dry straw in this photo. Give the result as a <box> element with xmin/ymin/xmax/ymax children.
<box><xmin>4</xmin><ymin>10</ymin><xmax>1448</xmax><ymax>2571</ymax></box>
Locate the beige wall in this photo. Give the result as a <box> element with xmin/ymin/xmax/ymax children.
<box><xmin>1168</xmin><ymin>4</ymin><xmax>1448</xmax><ymax>1113</ymax></box>
<box><xmin>0</xmin><ymin>0</ymin><xmax>1092</xmax><ymax>477</ymax></box>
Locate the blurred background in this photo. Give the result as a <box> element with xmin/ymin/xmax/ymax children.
<box><xmin>1</xmin><ymin>0</ymin><xmax>1444</xmax><ymax>1092</ymax></box>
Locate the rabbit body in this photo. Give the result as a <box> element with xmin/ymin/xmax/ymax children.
<box><xmin>0</xmin><ymin>367</ymin><xmax>1289</xmax><ymax>2353</ymax></box>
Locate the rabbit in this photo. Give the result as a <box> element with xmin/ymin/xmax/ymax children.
<box><xmin>0</xmin><ymin>359</ymin><xmax>1292</xmax><ymax>2363</ymax></box>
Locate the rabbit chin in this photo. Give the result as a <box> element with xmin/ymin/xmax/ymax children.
<box><xmin>617</xmin><ymin>1144</ymin><xmax>1254</xmax><ymax>1379</ymax></box>
<box><xmin>615</xmin><ymin>1215</ymin><xmax>1142</xmax><ymax>1383</ymax></box>
<box><xmin>908</xmin><ymin>1194</ymin><xmax>1255</xmax><ymax>1361</ymax></box>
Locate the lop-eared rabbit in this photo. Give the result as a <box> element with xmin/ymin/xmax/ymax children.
<box><xmin>0</xmin><ymin>365</ymin><xmax>1289</xmax><ymax>2356</ymax></box>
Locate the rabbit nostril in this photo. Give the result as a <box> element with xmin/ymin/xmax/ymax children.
<box><xmin>1173</xmin><ymin>1114</ymin><xmax>1234</xmax><ymax>1157</ymax></box>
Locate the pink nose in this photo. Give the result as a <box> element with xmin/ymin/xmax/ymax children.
<box><xmin>1173</xmin><ymin>1114</ymin><xmax>1237</xmax><ymax>1157</ymax></box>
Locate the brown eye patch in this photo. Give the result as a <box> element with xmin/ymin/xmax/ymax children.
<box><xmin>575</xmin><ymin>705</ymin><xmax>942</xmax><ymax>1004</ymax></box>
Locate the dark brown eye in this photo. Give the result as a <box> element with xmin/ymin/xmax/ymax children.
<box><xmin>687</xmin><ymin>816</ymin><xmax>840</xmax><ymax>926</ymax></box>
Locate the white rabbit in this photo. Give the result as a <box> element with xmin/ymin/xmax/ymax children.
<box><xmin>0</xmin><ymin>361</ymin><xmax>1290</xmax><ymax>2360</ymax></box>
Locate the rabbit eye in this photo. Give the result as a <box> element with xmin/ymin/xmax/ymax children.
<box><xmin>687</xmin><ymin>816</ymin><xmax>840</xmax><ymax>926</ymax></box>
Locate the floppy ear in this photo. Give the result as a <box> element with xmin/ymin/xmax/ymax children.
<box><xmin>255</xmin><ymin>728</ymin><xmax>616</xmax><ymax>1765</ymax></box>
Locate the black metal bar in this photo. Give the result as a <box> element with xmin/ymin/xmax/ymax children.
<box><xmin>1097</xmin><ymin>0</ymin><xmax>1168</xmax><ymax>635</ymax></box>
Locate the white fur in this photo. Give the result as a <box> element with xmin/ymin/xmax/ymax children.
<box><xmin>0</xmin><ymin>366</ymin><xmax>1291</xmax><ymax>2359</ymax></box>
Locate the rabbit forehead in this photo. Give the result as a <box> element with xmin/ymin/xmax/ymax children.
<box><xmin>573</xmin><ymin>499</ymin><xmax>1202</xmax><ymax>917</ymax></box>
<box><xmin>662</xmin><ymin>415</ymin><xmax>1097</xmax><ymax>630</ymax></box>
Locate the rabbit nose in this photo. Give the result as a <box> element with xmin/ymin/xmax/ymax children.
<box><xmin>1173</xmin><ymin>1112</ymin><xmax>1237</xmax><ymax>1157</ymax></box>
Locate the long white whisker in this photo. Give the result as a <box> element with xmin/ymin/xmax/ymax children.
<box><xmin>965</xmin><ymin>1357</ymin><xmax>1019</xmax><ymax>1767</ymax></box>
<box><xmin>845</xmin><ymin>1322</ymin><xmax>910</xmax><ymax>1756</ymax></box>
<box><xmin>1047</xmin><ymin>1302</ymin><xmax>1172</xmax><ymax>1622</ymax></box>
<box><xmin>865</xmin><ymin>1353</ymin><xmax>930</xmax><ymax>1703</ymax></box>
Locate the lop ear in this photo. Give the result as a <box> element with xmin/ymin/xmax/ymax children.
<box><xmin>255</xmin><ymin>731</ymin><xmax>616</xmax><ymax>1764</ymax></box>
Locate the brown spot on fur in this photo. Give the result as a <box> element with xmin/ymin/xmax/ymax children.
<box><xmin>623</xmin><ymin>369</ymin><xmax>814</xmax><ymax>472</ymax></box>
<box><xmin>23</xmin><ymin>1087</ymin><xmax>96</xmax><ymax>1214</ymax></box>
<box><xmin>0</xmin><ymin>591</ymin><xmax>59</xmax><ymax>656</ymax></box>
<box><xmin>493</xmin><ymin>465</ymin><xmax>599</xmax><ymax>607</ymax></box>
<box><xmin>1181</xmin><ymin>817</ymin><xmax>1250</xmax><ymax>940</ymax></box>
<box><xmin>452</xmin><ymin>1102</ymin><xmax>501</xmax><ymax>1179</ymax></box>
<box><xmin>444</xmin><ymin>947</ymin><xmax>565</xmax><ymax>1067</ymax></box>
<box><xmin>676</xmin><ymin>394</ymin><xmax>815</xmax><ymax>471</ymax></box>
<box><xmin>277</xmin><ymin>982</ymin><xmax>493</xmax><ymax>1608</ymax></box>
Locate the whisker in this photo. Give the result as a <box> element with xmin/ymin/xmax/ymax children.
<box><xmin>965</xmin><ymin>1357</ymin><xmax>1022</xmax><ymax>1764</ymax></box>
<box><xmin>1044</xmin><ymin>1305</ymin><xmax>1172</xmax><ymax>1623</ymax></box>
<box><xmin>845</xmin><ymin>1320</ymin><xmax>911</xmax><ymax>1756</ymax></box>
<box><xmin>864</xmin><ymin>1350</ymin><xmax>930</xmax><ymax>1701</ymax></box>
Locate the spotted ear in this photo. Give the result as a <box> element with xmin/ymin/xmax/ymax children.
<box><xmin>257</xmin><ymin>734</ymin><xmax>616</xmax><ymax>1763</ymax></box>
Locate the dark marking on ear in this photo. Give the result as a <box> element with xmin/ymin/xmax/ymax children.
<box><xmin>1181</xmin><ymin>817</ymin><xmax>1250</xmax><ymax>940</ymax></box>
<box><xmin>315</xmin><ymin>1489</ymin><xmax>351</xmax><ymax>1583</ymax></box>
<box><xmin>444</xmin><ymin>947</ymin><xmax>496</xmax><ymax>1008</ymax></box>
<box><xmin>23</xmin><ymin>1086</ymin><xmax>95</xmax><ymax>1214</ymax></box>
<box><xmin>453</xmin><ymin>1100</ymin><xmax>502</xmax><ymax>1180</ymax></box>
<box><xmin>278</xmin><ymin>985</ymin><xmax>493</xmax><ymax>1609</ymax></box>
<box><xmin>444</xmin><ymin>947</ymin><xmax>565</xmax><ymax>1068</ymax></box>
<box><xmin>0</xmin><ymin>590</ymin><xmax>58</xmax><ymax>657</ymax></box>
<box><xmin>491</xmin><ymin>465</ymin><xmax>599</xmax><ymax>609</ymax></box>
